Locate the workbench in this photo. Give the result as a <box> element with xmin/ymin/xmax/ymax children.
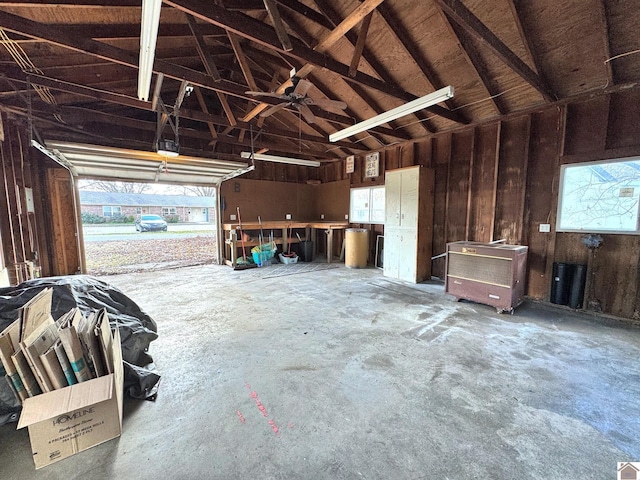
<box><xmin>222</xmin><ymin>220</ymin><xmax>349</xmax><ymax>267</ymax></box>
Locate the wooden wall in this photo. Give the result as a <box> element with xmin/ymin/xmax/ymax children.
<box><xmin>2</xmin><ymin>86</ymin><xmax>638</xmax><ymax>320</ymax></box>
<box><xmin>219</xmin><ymin>178</ymin><xmax>349</xmax><ymax>223</ymax></box>
<box><xmin>0</xmin><ymin>115</ymin><xmax>81</xmax><ymax>283</ymax></box>
<box><xmin>314</xmin><ymin>87</ymin><xmax>640</xmax><ymax>320</ymax></box>
<box><xmin>312</xmin><ymin>179</ymin><xmax>350</xmax><ymax>221</ymax></box>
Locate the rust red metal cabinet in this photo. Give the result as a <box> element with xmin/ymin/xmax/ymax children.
<box><xmin>445</xmin><ymin>241</ymin><xmax>528</xmax><ymax>313</ymax></box>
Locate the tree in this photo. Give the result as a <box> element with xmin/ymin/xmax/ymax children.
<box><xmin>181</xmin><ymin>186</ymin><xmax>216</xmax><ymax>197</ymax></box>
<box><xmin>79</xmin><ymin>180</ymin><xmax>151</xmax><ymax>194</ymax></box>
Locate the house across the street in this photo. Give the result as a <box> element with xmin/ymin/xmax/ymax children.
<box><xmin>79</xmin><ymin>191</ymin><xmax>215</xmax><ymax>223</ymax></box>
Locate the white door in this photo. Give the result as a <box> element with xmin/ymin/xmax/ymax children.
<box><xmin>385</xmin><ymin>170</ymin><xmax>402</xmax><ymax>227</ymax></box>
<box><xmin>188</xmin><ymin>208</ymin><xmax>207</xmax><ymax>223</ymax></box>
<box><xmin>398</xmin><ymin>231</ymin><xmax>418</xmax><ymax>282</ymax></box>
<box><xmin>383</xmin><ymin>229</ymin><xmax>401</xmax><ymax>279</ymax></box>
<box><xmin>400</xmin><ymin>168</ymin><xmax>419</xmax><ymax>228</ymax></box>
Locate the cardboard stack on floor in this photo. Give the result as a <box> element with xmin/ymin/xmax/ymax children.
<box><xmin>0</xmin><ymin>288</ymin><xmax>123</xmax><ymax>469</ymax></box>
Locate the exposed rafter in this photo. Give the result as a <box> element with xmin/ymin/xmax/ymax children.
<box><xmin>263</xmin><ymin>0</ymin><xmax>292</xmax><ymax>52</ymax></box>
<box><xmin>0</xmin><ymin>0</ymin><xmax>626</xmax><ymax>163</ymax></box>
<box><xmin>376</xmin><ymin>2</ymin><xmax>466</xmax><ymax>122</ymax></box>
<box><xmin>439</xmin><ymin>12</ymin><xmax>505</xmax><ymax>115</ymax></box>
<box><xmin>434</xmin><ymin>0</ymin><xmax>556</xmax><ymax>102</ymax></box>
<box><xmin>595</xmin><ymin>0</ymin><xmax>614</xmax><ymax>86</ymax></box>
<box><xmin>348</xmin><ymin>12</ymin><xmax>372</xmax><ymax>78</ymax></box>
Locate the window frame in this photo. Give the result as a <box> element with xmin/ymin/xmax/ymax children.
<box><xmin>102</xmin><ymin>205</ymin><xmax>121</xmax><ymax>218</ymax></box>
<box><xmin>349</xmin><ymin>186</ymin><xmax>385</xmax><ymax>224</ymax></box>
<box><xmin>556</xmin><ymin>157</ymin><xmax>640</xmax><ymax>235</ymax></box>
<box><xmin>162</xmin><ymin>206</ymin><xmax>177</xmax><ymax>216</ymax></box>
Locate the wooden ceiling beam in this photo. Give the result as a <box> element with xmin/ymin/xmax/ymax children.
<box><xmin>311</xmin><ymin>0</ymin><xmax>436</xmax><ymax>134</ymax></box>
<box><xmin>376</xmin><ymin>2</ymin><xmax>467</xmax><ymax>124</ymax></box>
<box><xmin>0</xmin><ymin>10</ymin><xmax>348</xmax><ymax>128</ymax></box>
<box><xmin>595</xmin><ymin>0</ymin><xmax>614</xmax><ymax>86</ymax></box>
<box><xmin>41</xmin><ymin>23</ymin><xmax>228</xmax><ymax>41</ymax></box>
<box><xmin>163</xmin><ymin>0</ymin><xmax>417</xmax><ymax>108</ymax></box>
<box><xmin>222</xmin><ymin>0</ymin><xmax>265</xmax><ymax>10</ymax></box>
<box><xmin>227</xmin><ymin>32</ymin><xmax>259</xmax><ymax>92</ymax></box>
<box><xmin>440</xmin><ymin>14</ymin><xmax>505</xmax><ymax>115</ymax></box>
<box><xmin>275</xmin><ymin>0</ymin><xmax>334</xmax><ymax>31</ymax></box>
<box><xmin>185</xmin><ymin>12</ymin><xmax>237</xmax><ymax>127</ymax></box>
<box><xmin>185</xmin><ymin>13</ymin><xmax>222</xmax><ymax>82</ymax></box>
<box><xmin>0</xmin><ymin>0</ymin><xmax>139</xmax><ymax>5</ymax></box>
<box><xmin>263</xmin><ymin>0</ymin><xmax>293</xmax><ymax>52</ymax></box>
<box><xmin>217</xmin><ymin>91</ymin><xmax>237</xmax><ymax>127</ymax></box>
<box><xmin>278</xmin><ymin>8</ymin><xmax>316</xmax><ymax>48</ymax></box>
<box><xmin>435</xmin><ymin>0</ymin><xmax>556</xmax><ymax>102</ymax></box>
<box><xmin>0</xmin><ymin>9</ymin><xmax>253</xmax><ymax>98</ymax></box>
<box><xmin>240</xmin><ymin>0</ymin><xmax>384</xmax><ymax>120</ymax></box>
<box><xmin>348</xmin><ymin>13</ymin><xmax>372</xmax><ymax>78</ymax></box>
<box><xmin>193</xmin><ymin>86</ymin><xmax>218</xmax><ymax>140</ymax></box>
<box><xmin>505</xmin><ymin>0</ymin><xmax>541</xmax><ymax>75</ymax></box>
<box><xmin>1</xmin><ymin>70</ymin><xmax>363</xmax><ymax>151</ymax></box>
<box><xmin>311</xmin><ymin>0</ymin><xmax>384</xmax><ymax>54</ymax></box>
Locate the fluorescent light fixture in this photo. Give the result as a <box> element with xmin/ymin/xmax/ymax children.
<box><xmin>241</xmin><ymin>151</ymin><xmax>321</xmax><ymax>167</ymax></box>
<box><xmin>138</xmin><ymin>0</ymin><xmax>162</xmax><ymax>101</ymax></box>
<box><xmin>329</xmin><ymin>85</ymin><xmax>455</xmax><ymax>142</ymax></box>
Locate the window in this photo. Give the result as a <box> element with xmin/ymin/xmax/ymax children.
<box><xmin>350</xmin><ymin>186</ymin><xmax>385</xmax><ymax>224</ymax></box>
<box><xmin>136</xmin><ymin>207</ymin><xmax>149</xmax><ymax>215</ymax></box>
<box><xmin>162</xmin><ymin>207</ymin><xmax>177</xmax><ymax>216</ymax></box>
<box><xmin>557</xmin><ymin>157</ymin><xmax>640</xmax><ymax>234</ymax></box>
<box><xmin>102</xmin><ymin>206</ymin><xmax>121</xmax><ymax>217</ymax></box>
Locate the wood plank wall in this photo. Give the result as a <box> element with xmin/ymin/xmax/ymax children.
<box><xmin>0</xmin><ymin>114</ymin><xmax>80</xmax><ymax>282</ymax></box>
<box><xmin>0</xmin><ymin>118</ymin><xmax>39</xmax><ymax>284</ymax></box>
<box><xmin>1</xmin><ymin>88</ymin><xmax>638</xmax><ymax>319</ymax></box>
<box><xmin>315</xmin><ymin>88</ymin><xmax>640</xmax><ymax>320</ymax></box>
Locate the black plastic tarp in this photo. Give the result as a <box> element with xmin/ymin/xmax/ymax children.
<box><xmin>0</xmin><ymin>275</ymin><xmax>161</xmax><ymax>425</ymax></box>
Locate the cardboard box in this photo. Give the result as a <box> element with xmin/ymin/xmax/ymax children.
<box><xmin>17</xmin><ymin>328</ymin><xmax>123</xmax><ymax>469</ymax></box>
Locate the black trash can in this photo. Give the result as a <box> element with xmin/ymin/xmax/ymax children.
<box><xmin>550</xmin><ymin>262</ymin><xmax>571</xmax><ymax>305</ymax></box>
<box><xmin>568</xmin><ymin>263</ymin><xmax>587</xmax><ymax>309</ymax></box>
<box><xmin>298</xmin><ymin>240</ymin><xmax>314</xmax><ymax>262</ymax></box>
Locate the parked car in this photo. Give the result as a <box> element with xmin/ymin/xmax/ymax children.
<box><xmin>135</xmin><ymin>214</ymin><xmax>168</xmax><ymax>232</ymax></box>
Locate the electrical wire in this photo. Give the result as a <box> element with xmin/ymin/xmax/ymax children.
<box><xmin>0</xmin><ymin>28</ymin><xmax>62</xmax><ymax>120</ymax></box>
<box><xmin>604</xmin><ymin>48</ymin><xmax>640</xmax><ymax>63</ymax></box>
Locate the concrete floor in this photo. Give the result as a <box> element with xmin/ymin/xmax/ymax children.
<box><xmin>1</xmin><ymin>262</ymin><xmax>639</xmax><ymax>479</ymax></box>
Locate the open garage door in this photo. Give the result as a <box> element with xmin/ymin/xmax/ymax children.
<box><xmin>37</xmin><ymin>141</ymin><xmax>253</xmax><ymax>271</ymax></box>
<box><xmin>44</xmin><ymin>141</ymin><xmax>250</xmax><ymax>185</ymax></box>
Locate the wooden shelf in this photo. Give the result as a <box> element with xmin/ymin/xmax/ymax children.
<box><xmin>222</xmin><ymin>220</ymin><xmax>349</xmax><ymax>267</ymax></box>
<box><xmin>225</xmin><ymin>237</ymin><xmax>305</xmax><ymax>247</ymax></box>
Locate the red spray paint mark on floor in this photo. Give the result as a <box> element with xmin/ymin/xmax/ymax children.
<box><xmin>268</xmin><ymin>419</ymin><xmax>279</xmax><ymax>434</ymax></box>
<box><xmin>236</xmin><ymin>410</ymin><xmax>246</xmax><ymax>423</ymax></box>
<box><xmin>243</xmin><ymin>381</ymin><xmax>281</xmax><ymax>436</ymax></box>
<box><xmin>250</xmin><ymin>390</ymin><xmax>269</xmax><ymax>417</ymax></box>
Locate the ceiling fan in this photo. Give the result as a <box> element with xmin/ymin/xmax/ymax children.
<box><xmin>246</xmin><ymin>76</ymin><xmax>347</xmax><ymax>124</ymax></box>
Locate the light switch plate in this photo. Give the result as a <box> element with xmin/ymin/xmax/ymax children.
<box><xmin>286</xmin><ymin>214</ymin><xmax>292</xmax><ymax>220</ymax></box>
<box><xmin>345</xmin><ymin>214</ymin><xmax>349</xmax><ymax>220</ymax></box>
<box><xmin>230</xmin><ymin>214</ymin><xmax>236</xmax><ymax>221</ymax></box>
<box><xmin>320</xmin><ymin>214</ymin><xmax>325</xmax><ymax>219</ymax></box>
<box><xmin>539</xmin><ymin>223</ymin><xmax>551</xmax><ymax>232</ymax></box>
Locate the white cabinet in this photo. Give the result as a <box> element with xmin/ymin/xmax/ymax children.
<box><xmin>383</xmin><ymin>166</ymin><xmax>434</xmax><ymax>283</ymax></box>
